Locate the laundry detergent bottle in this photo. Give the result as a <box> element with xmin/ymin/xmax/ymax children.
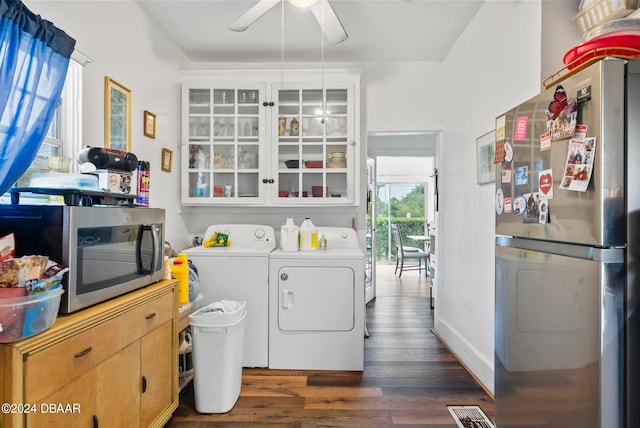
<box><xmin>280</xmin><ymin>218</ymin><xmax>299</xmax><ymax>252</ymax></box>
<box><xmin>171</xmin><ymin>252</ymin><xmax>190</xmax><ymax>304</ymax></box>
<box><xmin>299</xmin><ymin>217</ymin><xmax>318</xmax><ymax>251</ymax></box>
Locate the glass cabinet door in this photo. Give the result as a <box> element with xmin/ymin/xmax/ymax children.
<box><xmin>272</xmin><ymin>83</ymin><xmax>353</xmax><ymax>204</ymax></box>
<box><xmin>184</xmin><ymin>85</ymin><xmax>264</xmax><ymax>203</ymax></box>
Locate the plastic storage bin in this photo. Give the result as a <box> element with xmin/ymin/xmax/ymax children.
<box><xmin>573</xmin><ymin>0</ymin><xmax>638</xmax><ymax>38</ymax></box>
<box><xmin>0</xmin><ymin>287</ymin><xmax>64</xmax><ymax>343</ymax></box>
<box><xmin>189</xmin><ymin>300</ymin><xmax>247</xmax><ymax>413</ymax></box>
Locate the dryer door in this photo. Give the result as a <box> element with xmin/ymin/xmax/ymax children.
<box><xmin>278</xmin><ymin>266</ymin><xmax>354</xmax><ymax>331</ymax></box>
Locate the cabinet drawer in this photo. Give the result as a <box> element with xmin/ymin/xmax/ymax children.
<box><xmin>24</xmin><ymin>316</ymin><xmax>122</xmax><ymax>403</ymax></box>
<box><xmin>119</xmin><ymin>291</ymin><xmax>173</xmax><ymax>346</ymax></box>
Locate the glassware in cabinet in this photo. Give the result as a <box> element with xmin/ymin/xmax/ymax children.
<box><xmin>189</xmin><ymin>171</ymin><xmax>211</xmax><ymax>198</ymax></box>
<box><xmin>273</xmin><ymin>83</ymin><xmax>353</xmax><ymax>203</ymax></box>
<box><xmin>183</xmin><ymin>84</ymin><xmax>265</xmax><ymax>204</ymax></box>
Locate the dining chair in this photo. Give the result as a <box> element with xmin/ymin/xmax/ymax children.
<box><xmin>391</xmin><ymin>223</ymin><xmax>429</xmax><ymax>277</ymax></box>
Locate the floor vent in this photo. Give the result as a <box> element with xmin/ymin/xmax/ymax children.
<box><xmin>447</xmin><ymin>405</ymin><xmax>495</xmax><ymax>428</ymax></box>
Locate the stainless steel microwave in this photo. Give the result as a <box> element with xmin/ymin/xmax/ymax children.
<box><xmin>0</xmin><ymin>205</ymin><xmax>164</xmax><ymax>313</ymax></box>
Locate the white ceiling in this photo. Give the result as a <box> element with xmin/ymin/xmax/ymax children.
<box><xmin>135</xmin><ymin>0</ymin><xmax>484</xmax><ymax>63</ymax></box>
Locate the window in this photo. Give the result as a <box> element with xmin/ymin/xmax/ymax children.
<box><xmin>2</xmin><ymin>52</ymin><xmax>89</xmax><ymax>202</ymax></box>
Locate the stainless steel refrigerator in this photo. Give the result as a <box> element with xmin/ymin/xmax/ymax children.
<box><xmin>494</xmin><ymin>58</ymin><xmax>640</xmax><ymax>428</ymax></box>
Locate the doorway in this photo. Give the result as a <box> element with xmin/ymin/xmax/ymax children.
<box><xmin>366</xmin><ymin>131</ymin><xmax>439</xmax><ymax>302</ymax></box>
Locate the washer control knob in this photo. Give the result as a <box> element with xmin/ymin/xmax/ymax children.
<box><xmin>281</xmin><ymin>273</ymin><xmax>288</xmax><ymax>281</ymax></box>
<box><xmin>255</xmin><ymin>228</ymin><xmax>265</xmax><ymax>239</ymax></box>
<box><xmin>342</xmin><ymin>233</ymin><xmax>348</xmax><ymax>239</ymax></box>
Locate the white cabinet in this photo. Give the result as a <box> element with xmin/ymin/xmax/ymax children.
<box><xmin>180</xmin><ymin>70</ymin><xmax>359</xmax><ymax>206</ymax></box>
<box><xmin>182</xmin><ymin>83</ymin><xmax>266</xmax><ymax>204</ymax></box>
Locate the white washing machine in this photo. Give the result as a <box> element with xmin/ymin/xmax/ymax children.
<box><xmin>268</xmin><ymin>227</ymin><xmax>365</xmax><ymax>371</ymax></box>
<box><xmin>183</xmin><ymin>224</ymin><xmax>275</xmax><ymax>368</ymax></box>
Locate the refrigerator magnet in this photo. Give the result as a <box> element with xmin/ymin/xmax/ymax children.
<box><xmin>539</xmin><ymin>199</ymin><xmax>549</xmax><ymax>224</ymax></box>
<box><xmin>504</xmin><ymin>197</ymin><xmax>512</xmax><ymax>214</ymax></box>
<box><xmin>512</xmin><ymin>195</ymin><xmax>527</xmax><ymax>216</ymax></box>
<box><xmin>538</xmin><ymin>169</ymin><xmax>553</xmax><ymax>199</ymax></box>
<box><xmin>574</xmin><ymin>124</ymin><xmax>588</xmax><ymax>142</ymax></box>
<box><xmin>504</xmin><ymin>141</ymin><xmax>513</xmax><ymax>162</ymax></box>
<box><xmin>514</xmin><ymin>116</ymin><xmax>528</xmax><ymax>141</ymax></box>
<box><xmin>559</xmin><ymin>137</ymin><xmax>596</xmax><ymax>192</ymax></box>
<box><xmin>501</xmin><ymin>169</ymin><xmax>512</xmax><ymax>183</ymax></box>
<box><xmin>550</xmin><ymin>99</ymin><xmax>577</xmax><ymax>142</ymax></box>
<box><xmin>514</xmin><ymin>165</ymin><xmax>528</xmax><ymax>185</ymax></box>
<box><xmin>548</xmin><ymin>85</ymin><xmax>568</xmax><ymax>120</ymax></box>
<box><xmin>495</xmin><ymin>188</ymin><xmax>504</xmax><ymax>215</ymax></box>
<box><xmin>523</xmin><ymin>192</ymin><xmax>542</xmax><ymax>223</ymax></box>
<box><xmin>540</xmin><ymin>132</ymin><xmax>551</xmax><ymax>151</ymax></box>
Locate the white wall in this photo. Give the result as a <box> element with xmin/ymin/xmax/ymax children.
<box><xmin>364</xmin><ymin>61</ymin><xmax>446</xmax><ymax>132</ymax></box>
<box><xmin>25</xmin><ymin>0</ymin><xmax>192</xmax><ymax>249</ymax></box>
<box><xmin>436</xmin><ymin>1</ymin><xmax>543</xmax><ymax>392</ymax></box>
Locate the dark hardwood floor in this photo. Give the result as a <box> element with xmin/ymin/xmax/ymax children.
<box><xmin>166</xmin><ymin>264</ymin><xmax>494</xmax><ymax>427</ymax></box>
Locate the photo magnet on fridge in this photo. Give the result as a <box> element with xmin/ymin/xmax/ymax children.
<box><xmin>523</xmin><ymin>192</ymin><xmax>543</xmax><ymax>224</ymax></box>
<box><xmin>538</xmin><ymin>199</ymin><xmax>549</xmax><ymax>224</ymax></box>
<box><xmin>514</xmin><ymin>166</ymin><xmax>528</xmax><ymax>185</ymax></box>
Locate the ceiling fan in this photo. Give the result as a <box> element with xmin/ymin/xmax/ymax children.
<box><xmin>229</xmin><ymin>0</ymin><xmax>348</xmax><ymax>44</ymax></box>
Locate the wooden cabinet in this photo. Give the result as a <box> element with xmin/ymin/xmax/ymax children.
<box><xmin>0</xmin><ymin>280</ymin><xmax>178</xmax><ymax>428</ymax></box>
<box><xmin>180</xmin><ymin>69</ymin><xmax>360</xmax><ymax>206</ymax></box>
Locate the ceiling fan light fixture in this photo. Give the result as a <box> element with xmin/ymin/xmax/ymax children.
<box><xmin>289</xmin><ymin>0</ymin><xmax>318</xmax><ymax>8</ymax></box>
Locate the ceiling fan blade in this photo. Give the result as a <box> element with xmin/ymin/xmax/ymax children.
<box><xmin>310</xmin><ymin>1</ymin><xmax>348</xmax><ymax>44</ymax></box>
<box><xmin>229</xmin><ymin>0</ymin><xmax>280</xmax><ymax>32</ymax></box>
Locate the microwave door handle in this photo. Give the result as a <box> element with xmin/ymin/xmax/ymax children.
<box><xmin>136</xmin><ymin>225</ymin><xmax>154</xmax><ymax>275</ymax></box>
<box><xmin>150</xmin><ymin>224</ymin><xmax>161</xmax><ymax>273</ymax></box>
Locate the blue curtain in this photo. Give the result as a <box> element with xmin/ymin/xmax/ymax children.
<box><xmin>0</xmin><ymin>0</ymin><xmax>75</xmax><ymax>195</ymax></box>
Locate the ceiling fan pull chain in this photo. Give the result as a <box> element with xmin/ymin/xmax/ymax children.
<box><xmin>321</xmin><ymin>0</ymin><xmax>326</xmax><ymax>125</ymax></box>
<box><xmin>281</xmin><ymin>0</ymin><xmax>285</xmax><ymax>88</ymax></box>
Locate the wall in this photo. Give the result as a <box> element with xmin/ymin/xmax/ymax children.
<box><xmin>541</xmin><ymin>0</ymin><xmax>583</xmax><ymax>91</ymax></box>
<box><xmin>433</xmin><ymin>0</ymin><xmax>543</xmax><ymax>392</ymax></box>
<box><xmin>24</xmin><ymin>0</ymin><xmax>191</xmax><ymax>249</ymax></box>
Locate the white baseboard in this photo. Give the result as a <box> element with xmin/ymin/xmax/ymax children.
<box><xmin>434</xmin><ymin>317</ymin><xmax>495</xmax><ymax>396</ymax></box>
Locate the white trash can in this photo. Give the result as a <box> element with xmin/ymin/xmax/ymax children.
<box><xmin>189</xmin><ymin>300</ymin><xmax>247</xmax><ymax>413</ymax></box>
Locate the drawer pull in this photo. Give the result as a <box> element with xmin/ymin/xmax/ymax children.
<box><xmin>74</xmin><ymin>347</ymin><xmax>93</xmax><ymax>358</ymax></box>
<box><xmin>142</xmin><ymin>375</ymin><xmax>147</xmax><ymax>393</ymax></box>
<box><xmin>145</xmin><ymin>312</ymin><xmax>157</xmax><ymax>320</ymax></box>
<box><xmin>92</xmin><ymin>415</ymin><xmax>99</xmax><ymax>428</ymax></box>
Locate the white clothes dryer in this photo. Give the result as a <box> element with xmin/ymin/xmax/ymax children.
<box><xmin>183</xmin><ymin>224</ymin><xmax>275</xmax><ymax>367</ymax></box>
<box><xmin>268</xmin><ymin>227</ymin><xmax>365</xmax><ymax>371</ymax></box>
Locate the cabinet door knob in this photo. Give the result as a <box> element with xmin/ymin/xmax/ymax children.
<box><xmin>74</xmin><ymin>347</ymin><xmax>93</xmax><ymax>358</ymax></box>
<box><xmin>93</xmin><ymin>415</ymin><xmax>99</xmax><ymax>428</ymax></box>
<box><xmin>269</xmin><ymin>101</ymin><xmax>275</xmax><ymax>107</ymax></box>
<box><xmin>142</xmin><ymin>375</ymin><xmax>147</xmax><ymax>393</ymax></box>
<box><xmin>262</xmin><ymin>101</ymin><xmax>269</xmax><ymax>107</ymax></box>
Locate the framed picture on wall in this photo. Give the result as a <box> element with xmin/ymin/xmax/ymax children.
<box><xmin>144</xmin><ymin>110</ymin><xmax>156</xmax><ymax>138</ymax></box>
<box><xmin>476</xmin><ymin>130</ymin><xmax>496</xmax><ymax>185</ymax></box>
<box><xmin>104</xmin><ymin>77</ymin><xmax>132</xmax><ymax>152</ymax></box>
<box><xmin>161</xmin><ymin>148</ymin><xmax>173</xmax><ymax>172</ymax></box>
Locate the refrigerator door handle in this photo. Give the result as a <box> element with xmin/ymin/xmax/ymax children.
<box><xmin>496</xmin><ymin>235</ymin><xmax>624</xmax><ymax>263</ymax></box>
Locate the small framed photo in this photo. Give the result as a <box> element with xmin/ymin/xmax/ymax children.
<box><xmin>144</xmin><ymin>110</ymin><xmax>156</xmax><ymax>138</ymax></box>
<box><xmin>476</xmin><ymin>130</ymin><xmax>496</xmax><ymax>185</ymax></box>
<box><xmin>161</xmin><ymin>148</ymin><xmax>173</xmax><ymax>172</ymax></box>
